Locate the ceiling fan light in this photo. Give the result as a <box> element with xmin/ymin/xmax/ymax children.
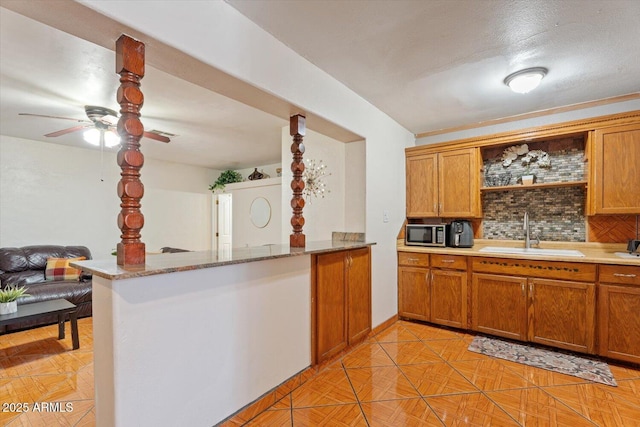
<box><xmin>104</xmin><ymin>131</ymin><xmax>121</xmax><ymax>148</ymax></box>
<box><xmin>504</xmin><ymin>67</ymin><xmax>547</xmax><ymax>94</ymax></box>
<box><xmin>83</xmin><ymin>128</ymin><xmax>100</xmax><ymax>146</ymax></box>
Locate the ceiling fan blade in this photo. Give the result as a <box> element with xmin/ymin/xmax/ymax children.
<box><xmin>143</xmin><ymin>131</ymin><xmax>171</xmax><ymax>143</ymax></box>
<box><xmin>100</xmin><ymin>114</ymin><xmax>119</xmax><ymax>125</ymax></box>
<box><xmin>45</xmin><ymin>125</ymin><xmax>91</xmax><ymax>137</ymax></box>
<box><xmin>19</xmin><ymin>113</ymin><xmax>91</xmax><ymax>123</ymax></box>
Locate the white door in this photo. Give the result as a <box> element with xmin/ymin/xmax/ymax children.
<box><xmin>216</xmin><ymin>193</ymin><xmax>233</xmax><ymax>258</ymax></box>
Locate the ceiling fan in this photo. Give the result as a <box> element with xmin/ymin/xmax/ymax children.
<box><xmin>19</xmin><ymin>105</ymin><xmax>173</xmax><ymax>144</ymax></box>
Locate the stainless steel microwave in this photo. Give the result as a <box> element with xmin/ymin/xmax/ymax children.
<box><xmin>405</xmin><ymin>224</ymin><xmax>447</xmax><ymax>247</ymax></box>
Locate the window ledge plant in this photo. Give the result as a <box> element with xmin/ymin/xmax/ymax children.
<box><xmin>209</xmin><ymin>170</ymin><xmax>243</xmax><ymax>192</ymax></box>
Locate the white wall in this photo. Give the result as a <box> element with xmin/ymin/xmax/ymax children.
<box><xmin>92</xmin><ymin>255</ymin><xmax>311</xmax><ymax>426</ymax></box>
<box><xmin>82</xmin><ymin>0</ymin><xmax>415</xmax><ymax>327</ymax></box>
<box><xmin>417</xmin><ymin>98</ymin><xmax>640</xmax><ymax>145</ymax></box>
<box><xmin>222</xmin><ymin>178</ymin><xmax>282</xmax><ymax>248</ymax></box>
<box><xmin>345</xmin><ymin>140</ymin><xmax>366</xmax><ymax>232</ymax></box>
<box><xmin>280</xmin><ymin>126</ymin><xmax>347</xmax><ymax>243</ymax></box>
<box><xmin>0</xmin><ymin>136</ymin><xmax>219</xmax><ymax>258</ymax></box>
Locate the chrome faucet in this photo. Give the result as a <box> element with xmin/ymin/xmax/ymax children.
<box><xmin>524</xmin><ymin>211</ymin><xmax>539</xmax><ymax>249</ymax></box>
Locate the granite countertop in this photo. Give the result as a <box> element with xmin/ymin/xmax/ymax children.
<box><xmin>72</xmin><ymin>240</ymin><xmax>376</xmax><ymax>280</ymax></box>
<box><xmin>397</xmin><ymin>239</ymin><xmax>640</xmax><ymax>266</ymax></box>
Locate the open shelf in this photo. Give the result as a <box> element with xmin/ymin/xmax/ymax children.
<box><xmin>480</xmin><ymin>180</ymin><xmax>587</xmax><ymax>193</ymax></box>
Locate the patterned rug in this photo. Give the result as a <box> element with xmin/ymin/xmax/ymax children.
<box><xmin>468</xmin><ymin>335</ymin><xmax>617</xmax><ymax>386</ymax></box>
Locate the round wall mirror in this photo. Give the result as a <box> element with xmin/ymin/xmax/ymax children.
<box><xmin>250</xmin><ymin>197</ymin><xmax>271</xmax><ymax>228</ymax></box>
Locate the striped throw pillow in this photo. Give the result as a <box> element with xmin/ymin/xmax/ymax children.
<box><xmin>45</xmin><ymin>257</ymin><xmax>86</xmax><ymax>282</ymax></box>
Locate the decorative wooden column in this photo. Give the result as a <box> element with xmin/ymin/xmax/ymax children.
<box><xmin>290</xmin><ymin>114</ymin><xmax>306</xmax><ymax>247</ymax></box>
<box><xmin>115</xmin><ymin>35</ymin><xmax>146</xmax><ymax>266</ymax></box>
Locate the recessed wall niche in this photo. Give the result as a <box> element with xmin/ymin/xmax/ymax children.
<box><xmin>481</xmin><ymin>135</ymin><xmax>586</xmax><ymax>242</ymax></box>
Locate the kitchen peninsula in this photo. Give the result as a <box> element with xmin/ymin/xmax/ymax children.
<box><xmin>73</xmin><ymin>239</ymin><xmax>374</xmax><ymax>426</ymax></box>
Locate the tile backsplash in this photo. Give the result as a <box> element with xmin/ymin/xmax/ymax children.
<box><xmin>481</xmin><ymin>137</ymin><xmax>586</xmax><ymax>242</ymax></box>
<box><xmin>482</xmin><ymin>187</ymin><xmax>586</xmax><ymax>242</ymax></box>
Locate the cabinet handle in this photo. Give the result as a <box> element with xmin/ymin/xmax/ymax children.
<box><xmin>433</xmin><ymin>203</ymin><xmax>437</xmax><ymax>212</ymax></box>
<box><xmin>407</xmin><ymin>258</ymin><xmax>420</xmax><ymax>262</ymax></box>
<box><xmin>613</xmin><ymin>273</ymin><xmax>637</xmax><ymax>278</ymax></box>
<box><xmin>529</xmin><ymin>283</ymin><xmax>533</xmax><ymax>296</ymax></box>
<box><xmin>348</xmin><ymin>254</ymin><xmax>353</xmax><ymax>268</ymax></box>
<box><xmin>442</xmin><ymin>259</ymin><xmax>455</xmax><ymax>263</ymax></box>
<box><xmin>521</xmin><ymin>283</ymin><xmax>525</xmax><ymax>297</ymax></box>
<box><xmin>426</xmin><ymin>272</ymin><xmax>429</xmax><ymax>283</ymax></box>
<box><xmin>439</xmin><ymin>203</ymin><xmax>442</xmax><ymax>212</ymax></box>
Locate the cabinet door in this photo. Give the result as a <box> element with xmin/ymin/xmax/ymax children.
<box><xmin>438</xmin><ymin>148</ymin><xmax>480</xmax><ymax>217</ymax></box>
<box><xmin>431</xmin><ymin>270</ymin><xmax>467</xmax><ymax>329</ymax></box>
<box><xmin>599</xmin><ymin>284</ymin><xmax>640</xmax><ymax>364</ymax></box>
<box><xmin>592</xmin><ymin>124</ymin><xmax>640</xmax><ymax>214</ymax></box>
<box><xmin>398</xmin><ymin>267</ymin><xmax>430</xmax><ymax>321</ymax></box>
<box><xmin>472</xmin><ymin>273</ymin><xmax>527</xmax><ymax>341</ymax></box>
<box><xmin>315</xmin><ymin>251</ymin><xmax>347</xmax><ymax>362</ymax></box>
<box><xmin>347</xmin><ymin>248</ymin><xmax>371</xmax><ymax>344</ymax></box>
<box><xmin>406</xmin><ymin>153</ymin><xmax>438</xmax><ymax>217</ymax></box>
<box><xmin>528</xmin><ymin>278</ymin><xmax>595</xmax><ymax>354</ymax></box>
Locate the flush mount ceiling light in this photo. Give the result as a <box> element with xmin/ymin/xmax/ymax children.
<box><xmin>504</xmin><ymin>67</ymin><xmax>548</xmax><ymax>94</ymax></box>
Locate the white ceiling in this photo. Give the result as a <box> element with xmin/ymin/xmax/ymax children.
<box><xmin>2</xmin><ymin>1</ymin><xmax>639</xmax><ymax>171</ymax></box>
<box><xmin>228</xmin><ymin>0</ymin><xmax>640</xmax><ymax>134</ymax></box>
<box><xmin>0</xmin><ymin>7</ymin><xmax>287</xmax><ymax>170</ymax></box>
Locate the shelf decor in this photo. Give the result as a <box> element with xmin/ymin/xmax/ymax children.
<box><xmin>501</xmin><ymin>144</ymin><xmax>550</xmax><ymax>186</ymax></box>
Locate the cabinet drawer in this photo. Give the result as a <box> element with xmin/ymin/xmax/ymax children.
<box><xmin>472</xmin><ymin>257</ymin><xmax>596</xmax><ymax>282</ymax></box>
<box><xmin>599</xmin><ymin>264</ymin><xmax>640</xmax><ymax>286</ymax></box>
<box><xmin>398</xmin><ymin>252</ymin><xmax>429</xmax><ymax>267</ymax></box>
<box><xmin>431</xmin><ymin>254</ymin><xmax>467</xmax><ymax>270</ymax></box>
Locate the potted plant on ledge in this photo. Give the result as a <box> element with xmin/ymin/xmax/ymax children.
<box><xmin>209</xmin><ymin>170</ymin><xmax>243</xmax><ymax>192</ymax></box>
<box><xmin>0</xmin><ymin>284</ymin><xmax>30</xmax><ymax>315</ymax></box>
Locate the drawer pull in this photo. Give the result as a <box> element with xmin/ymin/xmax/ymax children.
<box><xmin>613</xmin><ymin>273</ymin><xmax>637</xmax><ymax>278</ymax></box>
<box><xmin>442</xmin><ymin>259</ymin><xmax>455</xmax><ymax>263</ymax></box>
<box><xmin>407</xmin><ymin>258</ymin><xmax>420</xmax><ymax>262</ymax></box>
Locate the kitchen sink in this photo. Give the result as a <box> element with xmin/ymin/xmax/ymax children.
<box><xmin>479</xmin><ymin>246</ymin><xmax>585</xmax><ymax>257</ymax></box>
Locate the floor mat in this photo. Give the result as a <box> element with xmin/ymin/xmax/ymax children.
<box><xmin>468</xmin><ymin>335</ymin><xmax>617</xmax><ymax>386</ymax></box>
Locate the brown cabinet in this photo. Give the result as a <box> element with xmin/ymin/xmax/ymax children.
<box><xmin>598</xmin><ymin>264</ymin><xmax>640</xmax><ymax>364</ymax></box>
<box><xmin>398</xmin><ymin>252</ymin><xmax>430</xmax><ymax>321</ymax></box>
<box><xmin>528</xmin><ymin>278</ymin><xmax>595</xmax><ymax>354</ymax></box>
<box><xmin>471</xmin><ymin>258</ymin><xmax>596</xmax><ymax>353</ymax></box>
<box><xmin>589</xmin><ymin>123</ymin><xmax>640</xmax><ymax>214</ymax></box>
<box><xmin>313</xmin><ymin>247</ymin><xmax>371</xmax><ymax>364</ymax></box>
<box><xmin>430</xmin><ymin>254</ymin><xmax>467</xmax><ymax>329</ymax></box>
<box><xmin>406</xmin><ymin>154</ymin><xmax>437</xmax><ymax>217</ymax></box>
<box><xmin>472</xmin><ymin>273</ymin><xmax>528</xmax><ymax>341</ymax></box>
<box><xmin>398</xmin><ymin>252</ymin><xmax>467</xmax><ymax>329</ymax></box>
<box><xmin>406</xmin><ymin>147</ymin><xmax>481</xmax><ymax>218</ymax></box>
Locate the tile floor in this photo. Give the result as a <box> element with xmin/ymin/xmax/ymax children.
<box><xmin>2</xmin><ymin>318</ymin><xmax>640</xmax><ymax>426</ymax></box>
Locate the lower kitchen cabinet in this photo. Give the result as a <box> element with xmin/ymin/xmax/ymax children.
<box><xmin>313</xmin><ymin>247</ymin><xmax>371</xmax><ymax>364</ymax></box>
<box><xmin>398</xmin><ymin>252</ymin><xmax>467</xmax><ymax>329</ymax></box>
<box><xmin>471</xmin><ymin>273</ymin><xmax>528</xmax><ymax>341</ymax></box>
<box><xmin>398</xmin><ymin>266</ymin><xmax>430</xmax><ymax>321</ymax></box>
<box><xmin>528</xmin><ymin>278</ymin><xmax>595</xmax><ymax>354</ymax></box>
<box><xmin>598</xmin><ymin>264</ymin><xmax>640</xmax><ymax>364</ymax></box>
<box><xmin>430</xmin><ymin>255</ymin><xmax>467</xmax><ymax>329</ymax></box>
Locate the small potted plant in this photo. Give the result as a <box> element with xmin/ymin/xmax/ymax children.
<box><xmin>520</xmin><ymin>164</ymin><xmax>536</xmax><ymax>186</ymax></box>
<box><xmin>0</xmin><ymin>284</ymin><xmax>31</xmax><ymax>315</ymax></box>
<box><xmin>209</xmin><ymin>170</ymin><xmax>243</xmax><ymax>192</ymax></box>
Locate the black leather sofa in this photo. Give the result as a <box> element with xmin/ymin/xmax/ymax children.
<box><xmin>0</xmin><ymin>245</ymin><xmax>92</xmax><ymax>331</ymax></box>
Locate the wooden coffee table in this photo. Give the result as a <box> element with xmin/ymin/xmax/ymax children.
<box><xmin>0</xmin><ymin>299</ymin><xmax>79</xmax><ymax>349</ymax></box>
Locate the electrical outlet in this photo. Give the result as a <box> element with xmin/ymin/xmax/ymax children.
<box><xmin>383</xmin><ymin>210</ymin><xmax>389</xmax><ymax>223</ymax></box>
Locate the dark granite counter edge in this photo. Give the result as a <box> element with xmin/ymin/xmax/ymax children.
<box><xmin>72</xmin><ymin>241</ymin><xmax>376</xmax><ymax>281</ymax></box>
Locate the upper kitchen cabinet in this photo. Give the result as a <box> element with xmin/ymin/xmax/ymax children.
<box><xmin>588</xmin><ymin>123</ymin><xmax>640</xmax><ymax>214</ymax></box>
<box><xmin>406</xmin><ymin>147</ymin><xmax>481</xmax><ymax>218</ymax></box>
<box><xmin>406</xmin><ymin>153</ymin><xmax>438</xmax><ymax>217</ymax></box>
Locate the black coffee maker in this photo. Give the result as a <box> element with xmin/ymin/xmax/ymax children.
<box><xmin>447</xmin><ymin>220</ymin><xmax>474</xmax><ymax>248</ymax></box>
